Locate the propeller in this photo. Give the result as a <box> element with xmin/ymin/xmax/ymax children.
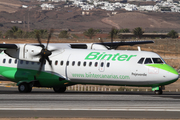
<box><xmin>34</xmin><ymin>29</ymin><xmax>56</xmax><ymax>75</ymax></box>
<box><xmin>110</xmin><ymin>27</ymin><xmax>121</xmax><ymax>50</ymax></box>
<box><xmin>110</xmin><ymin>27</ymin><xmax>114</xmax><ymax>50</ymax></box>
<box><xmin>98</xmin><ymin>37</ymin><xmax>109</xmax><ymax>50</ymax></box>
<box><xmin>99</xmin><ymin>27</ymin><xmax>120</xmax><ymax>50</ymax></box>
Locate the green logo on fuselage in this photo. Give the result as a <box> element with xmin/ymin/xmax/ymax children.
<box><xmin>85</xmin><ymin>52</ymin><xmax>137</xmax><ymax>61</ymax></box>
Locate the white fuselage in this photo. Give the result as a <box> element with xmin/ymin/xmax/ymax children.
<box><xmin>0</xmin><ymin>48</ymin><xmax>178</xmax><ymax>87</ymax></box>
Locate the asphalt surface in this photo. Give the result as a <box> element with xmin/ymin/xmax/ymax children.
<box><xmin>0</xmin><ymin>86</ymin><xmax>180</xmax><ymax>118</ymax></box>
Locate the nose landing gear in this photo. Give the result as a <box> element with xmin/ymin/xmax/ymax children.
<box><xmin>152</xmin><ymin>86</ymin><xmax>164</xmax><ymax>95</ymax></box>
<box><xmin>154</xmin><ymin>88</ymin><xmax>163</xmax><ymax>95</ymax></box>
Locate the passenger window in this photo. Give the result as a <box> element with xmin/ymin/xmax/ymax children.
<box><xmin>95</xmin><ymin>62</ymin><xmax>98</xmax><ymax>67</ymax></box>
<box><xmin>152</xmin><ymin>58</ymin><xmax>164</xmax><ymax>64</ymax></box>
<box><xmin>60</xmin><ymin>61</ymin><xmax>63</xmax><ymax>66</ymax></box>
<box><xmin>101</xmin><ymin>62</ymin><xmax>104</xmax><ymax>67</ymax></box>
<box><xmin>9</xmin><ymin>59</ymin><xmax>12</xmax><ymax>64</ymax></box>
<box><xmin>31</xmin><ymin>62</ymin><xmax>34</xmax><ymax>65</ymax></box>
<box><xmin>138</xmin><ymin>58</ymin><xmax>145</xmax><ymax>64</ymax></box>
<box><xmin>72</xmin><ymin>61</ymin><xmax>75</xmax><ymax>66</ymax></box>
<box><xmin>66</xmin><ymin>61</ymin><xmax>69</xmax><ymax>66</ymax></box>
<box><xmin>83</xmin><ymin>62</ymin><xmax>86</xmax><ymax>66</ymax></box>
<box><xmin>15</xmin><ymin>59</ymin><xmax>17</xmax><ymax>64</ymax></box>
<box><xmin>78</xmin><ymin>61</ymin><xmax>81</xmax><ymax>66</ymax></box>
<box><xmin>89</xmin><ymin>62</ymin><xmax>92</xmax><ymax>67</ymax></box>
<box><xmin>3</xmin><ymin>59</ymin><xmax>6</xmax><ymax>63</ymax></box>
<box><xmin>107</xmin><ymin>62</ymin><xmax>110</xmax><ymax>67</ymax></box>
<box><xmin>144</xmin><ymin>58</ymin><xmax>152</xmax><ymax>64</ymax></box>
<box><xmin>26</xmin><ymin>61</ymin><xmax>29</xmax><ymax>64</ymax></box>
<box><xmin>55</xmin><ymin>61</ymin><xmax>58</xmax><ymax>65</ymax></box>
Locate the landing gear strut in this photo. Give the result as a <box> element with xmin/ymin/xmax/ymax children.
<box><xmin>18</xmin><ymin>83</ymin><xmax>32</xmax><ymax>93</ymax></box>
<box><xmin>53</xmin><ymin>86</ymin><xmax>66</xmax><ymax>93</ymax></box>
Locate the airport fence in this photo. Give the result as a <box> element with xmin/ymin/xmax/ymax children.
<box><xmin>66</xmin><ymin>84</ymin><xmax>180</xmax><ymax>92</ymax></box>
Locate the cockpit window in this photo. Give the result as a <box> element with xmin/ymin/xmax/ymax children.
<box><xmin>152</xmin><ymin>58</ymin><xmax>164</xmax><ymax>64</ymax></box>
<box><xmin>144</xmin><ymin>58</ymin><xmax>152</xmax><ymax>64</ymax></box>
<box><xmin>138</xmin><ymin>58</ymin><xmax>145</xmax><ymax>64</ymax></box>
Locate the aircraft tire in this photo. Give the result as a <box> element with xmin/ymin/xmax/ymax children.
<box><xmin>154</xmin><ymin>89</ymin><xmax>163</xmax><ymax>95</ymax></box>
<box><xmin>18</xmin><ymin>83</ymin><xmax>28</xmax><ymax>93</ymax></box>
<box><xmin>53</xmin><ymin>86</ymin><xmax>66</xmax><ymax>93</ymax></box>
<box><xmin>27</xmin><ymin>85</ymin><xmax>32</xmax><ymax>93</ymax></box>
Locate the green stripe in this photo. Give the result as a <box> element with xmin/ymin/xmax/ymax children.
<box><xmin>0</xmin><ymin>66</ymin><xmax>69</xmax><ymax>87</ymax></box>
<box><xmin>146</xmin><ymin>64</ymin><xmax>178</xmax><ymax>75</ymax></box>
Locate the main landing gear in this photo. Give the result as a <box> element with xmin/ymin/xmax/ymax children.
<box><xmin>18</xmin><ymin>82</ymin><xmax>67</xmax><ymax>93</ymax></box>
<box><xmin>18</xmin><ymin>83</ymin><xmax>32</xmax><ymax>93</ymax></box>
<box><xmin>53</xmin><ymin>86</ymin><xmax>66</xmax><ymax>93</ymax></box>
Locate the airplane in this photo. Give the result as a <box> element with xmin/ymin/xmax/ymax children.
<box><xmin>0</xmin><ymin>31</ymin><xmax>178</xmax><ymax>95</ymax></box>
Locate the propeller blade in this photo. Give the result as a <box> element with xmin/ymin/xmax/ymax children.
<box><xmin>110</xmin><ymin>28</ymin><xmax>115</xmax><ymax>50</ymax></box>
<box><xmin>46</xmin><ymin>56</ymin><xmax>53</xmax><ymax>71</ymax></box>
<box><xmin>33</xmin><ymin>52</ymin><xmax>42</xmax><ymax>57</ymax></box>
<box><xmin>113</xmin><ymin>41</ymin><xmax>122</xmax><ymax>50</ymax></box>
<box><xmin>36</xmin><ymin>31</ymin><xmax>42</xmax><ymax>45</ymax></box>
<box><xmin>99</xmin><ymin>37</ymin><xmax>109</xmax><ymax>50</ymax></box>
<box><xmin>46</xmin><ymin>29</ymin><xmax>54</xmax><ymax>50</ymax></box>
<box><xmin>37</xmin><ymin>57</ymin><xmax>45</xmax><ymax>75</ymax></box>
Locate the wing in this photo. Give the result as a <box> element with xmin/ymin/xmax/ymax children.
<box><xmin>0</xmin><ymin>44</ymin><xmax>18</xmax><ymax>50</ymax></box>
<box><xmin>0</xmin><ymin>40</ymin><xmax>154</xmax><ymax>59</ymax></box>
<box><xmin>94</xmin><ymin>40</ymin><xmax>154</xmax><ymax>49</ymax></box>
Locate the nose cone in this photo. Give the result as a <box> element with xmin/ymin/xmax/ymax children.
<box><xmin>166</xmin><ymin>69</ymin><xmax>179</xmax><ymax>82</ymax></box>
<box><xmin>161</xmin><ymin>64</ymin><xmax>179</xmax><ymax>80</ymax></box>
<box><xmin>167</xmin><ymin>66</ymin><xmax>179</xmax><ymax>81</ymax></box>
<box><xmin>147</xmin><ymin>64</ymin><xmax>179</xmax><ymax>82</ymax></box>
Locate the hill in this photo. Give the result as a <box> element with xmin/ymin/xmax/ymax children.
<box><xmin>0</xmin><ymin>0</ymin><xmax>21</xmax><ymax>13</ymax></box>
<box><xmin>0</xmin><ymin>1</ymin><xmax>180</xmax><ymax>32</ymax></box>
<box><xmin>107</xmin><ymin>12</ymin><xmax>180</xmax><ymax>32</ymax></box>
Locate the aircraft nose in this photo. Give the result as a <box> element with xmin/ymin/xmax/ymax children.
<box><xmin>169</xmin><ymin>68</ymin><xmax>179</xmax><ymax>80</ymax></box>
<box><xmin>147</xmin><ymin>64</ymin><xmax>179</xmax><ymax>82</ymax></box>
<box><xmin>163</xmin><ymin>64</ymin><xmax>179</xmax><ymax>81</ymax></box>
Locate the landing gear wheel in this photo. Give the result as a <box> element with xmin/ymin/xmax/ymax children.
<box><xmin>27</xmin><ymin>85</ymin><xmax>32</xmax><ymax>93</ymax></box>
<box><xmin>18</xmin><ymin>83</ymin><xmax>28</xmax><ymax>93</ymax></box>
<box><xmin>18</xmin><ymin>83</ymin><xmax>32</xmax><ymax>93</ymax></box>
<box><xmin>53</xmin><ymin>86</ymin><xmax>66</xmax><ymax>93</ymax></box>
<box><xmin>154</xmin><ymin>88</ymin><xmax>163</xmax><ymax>95</ymax></box>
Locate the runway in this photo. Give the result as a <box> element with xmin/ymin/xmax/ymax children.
<box><xmin>0</xmin><ymin>86</ymin><xmax>180</xmax><ymax>119</ymax></box>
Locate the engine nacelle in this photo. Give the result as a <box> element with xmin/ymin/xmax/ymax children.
<box><xmin>86</xmin><ymin>43</ymin><xmax>108</xmax><ymax>50</ymax></box>
<box><xmin>5</xmin><ymin>44</ymin><xmax>42</xmax><ymax>62</ymax></box>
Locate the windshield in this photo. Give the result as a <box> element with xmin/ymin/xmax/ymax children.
<box><xmin>152</xmin><ymin>58</ymin><xmax>164</xmax><ymax>64</ymax></box>
<box><xmin>138</xmin><ymin>57</ymin><xmax>164</xmax><ymax>64</ymax></box>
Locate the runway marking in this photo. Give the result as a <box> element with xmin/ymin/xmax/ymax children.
<box><xmin>1</xmin><ymin>107</ymin><xmax>180</xmax><ymax>112</ymax></box>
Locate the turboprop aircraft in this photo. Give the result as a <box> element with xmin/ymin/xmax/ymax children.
<box><xmin>0</xmin><ymin>30</ymin><xmax>178</xmax><ymax>95</ymax></box>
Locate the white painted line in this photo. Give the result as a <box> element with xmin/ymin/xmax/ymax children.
<box><xmin>0</xmin><ymin>107</ymin><xmax>180</xmax><ymax>111</ymax></box>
